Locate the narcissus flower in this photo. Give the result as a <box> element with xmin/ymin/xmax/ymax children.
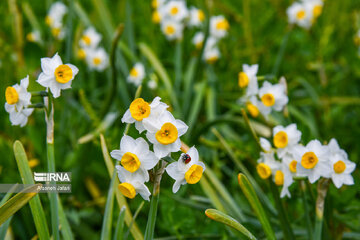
<box><xmin>45</xmin><ymin>2</ymin><xmax>67</xmax><ymax>28</ymax></box>
<box><xmin>278</xmin><ymin>156</ymin><xmax>298</xmax><ymax>198</ymax></box>
<box><xmin>111</xmin><ymin>136</ymin><xmax>159</xmax><ymax>181</ymax></box>
<box><xmin>188</xmin><ymin>7</ymin><xmax>205</xmax><ymax>27</ymax></box>
<box><xmin>273</xmin><ymin>124</ymin><xmax>302</xmax><ymax>158</ymax></box>
<box><xmin>257</xmin><ymin>138</ymin><xmax>280</xmax><ymax>179</ymax></box>
<box><xmin>258</xmin><ymin>81</ymin><xmax>288</xmax><ymax>115</ymax></box>
<box><xmin>116</xmin><ymin>166</ymin><xmax>151</xmax><ymax>201</ymax></box>
<box><xmin>122</xmin><ymin>96</ymin><xmax>168</xmax><ymax>133</ymax></box>
<box><xmin>287</xmin><ymin>2</ymin><xmax>312</xmax><ymax>29</ymax></box>
<box><xmin>293</xmin><ymin>140</ymin><xmax>331</xmax><ymax>183</ymax></box>
<box><xmin>4</xmin><ymin>76</ymin><xmax>34</xmax><ymax>127</ymax></box>
<box><xmin>26</xmin><ymin>31</ymin><xmax>41</xmax><ymax>43</ymax></box>
<box><xmin>161</xmin><ymin>19</ymin><xmax>184</xmax><ymax>40</ymax></box>
<box><xmin>85</xmin><ymin>47</ymin><xmax>109</xmax><ymax>72</ymax></box>
<box><xmin>192</xmin><ymin>32</ymin><xmax>204</xmax><ymax>49</ymax></box>
<box><xmin>163</xmin><ymin>0</ymin><xmax>188</xmax><ymax>22</ymax></box>
<box><xmin>166</xmin><ymin>146</ymin><xmax>205</xmax><ymax>193</ymax></box>
<box><xmin>79</xmin><ymin>27</ymin><xmax>102</xmax><ymax>49</ymax></box>
<box><xmin>37</xmin><ymin>53</ymin><xmax>79</xmax><ymax>98</ymax></box>
<box><xmin>210</xmin><ymin>15</ymin><xmax>229</xmax><ymax>39</ymax></box>
<box><xmin>327</xmin><ymin>139</ymin><xmax>355</xmax><ymax>188</ymax></box>
<box><xmin>238</xmin><ymin>64</ymin><xmax>258</xmax><ymax>96</ymax></box>
<box><xmin>145</xmin><ymin>111</ymin><xmax>188</xmax><ymax>158</ymax></box>
<box><xmin>127</xmin><ymin>63</ymin><xmax>145</xmax><ymax>86</ymax></box>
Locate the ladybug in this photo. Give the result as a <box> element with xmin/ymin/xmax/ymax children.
<box><xmin>182</xmin><ymin>154</ymin><xmax>191</xmax><ymax>164</ymax></box>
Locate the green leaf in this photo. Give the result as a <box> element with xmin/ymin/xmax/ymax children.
<box><xmin>113</xmin><ymin>206</ymin><xmax>126</xmax><ymax>240</ymax></box>
<box><xmin>13</xmin><ymin>140</ymin><xmax>50</xmax><ymax>240</ymax></box>
<box><xmin>58</xmin><ymin>196</ymin><xmax>74</xmax><ymax>240</ymax></box>
<box><xmin>0</xmin><ymin>184</ymin><xmax>40</xmax><ymax>225</ymax></box>
<box><xmin>238</xmin><ymin>174</ymin><xmax>276</xmax><ymax>240</ymax></box>
<box><xmin>100</xmin><ymin>171</ymin><xmax>116</xmax><ymax>240</ymax></box>
<box><xmin>205</xmin><ymin>209</ymin><xmax>256</xmax><ymax>240</ymax></box>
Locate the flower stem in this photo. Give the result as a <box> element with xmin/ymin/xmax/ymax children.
<box><xmin>241</xmin><ymin>109</ymin><xmax>262</xmax><ymax>150</ymax></box>
<box><xmin>314</xmin><ymin>178</ymin><xmax>330</xmax><ymax>240</ymax></box>
<box><xmin>28</xmin><ymin>103</ymin><xmax>45</xmax><ymax>108</ymax></box>
<box><xmin>31</xmin><ymin>91</ymin><xmax>49</xmax><ymax>97</ymax></box>
<box><xmin>300</xmin><ymin>180</ymin><xmax>313</xmax><ymax>240</ymax></box>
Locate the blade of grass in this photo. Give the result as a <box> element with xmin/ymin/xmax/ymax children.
<box><xmin>13</xmin><ymin>140</ymin><xmax>50</xmax><ymax>240</ymax></box>
<box><xmin>238</xmin><ymin>174</ymin><xmax>276</xmax><ymax>240</ymax></box>
<box><xmin>113</xmin><ymin>206</ymin><xmax>126</xmax><ymax>240</ymax></box>
<box><xmin>90</xmin><ymin>0</ymin><xmax>114</xmax><ymax>40</ymax></box>
<box><xmin>205</xmin><ymin>209</ymin><xmax>256</xmax><ymax>240</ymax></box>
<box><xmin>124</xmin><ymin>201</ymin><xmax>145</xmax><ymax>240</ymax></box>
<box><xmin>58</xmin><ymin>195</ymin><xmax>74</xmax><ymax>240</ymax></box>
<box><xmin>125</xmin><ymin>0</ymin><xmax>135</xmax><ymax>53</ymax></box>
<box><xmin>0</xmin><ymin>184</ymin><xmax>40</xmax><ymax>225</ymax></box>
<box><xmin>300</xmin><ymin>180</ymin><xmax>313</xmax><ymax>240</ymax></box>
<box><xmin>174</xmin><ymin>40</ymin><xmax>182</xmax><ymax>93</ymax></box>
<box><xmin>0</xmin><ymin>185</ymin><xmax>18</xmax><ymax>240</ymax></box>
<box><xmin>182</xmin><ymin>57</ymin><xmax>197</xmax><ymax>114</ymax></box>
<box><xmin>100</xmin><ymin>170</ymin><xmax>116</xmax><ymax>240</ymax></box>
<box><xmin>186</xmin><ymin>80</ymin><xmax>206</xmax><ymax>137</ymax></box>
<box><xmin>138</xmin><ymin>42</ymin><xmax>180</xmax><ymax>111</ymax></box>
<box><xmin>100</xmin><ymin>134</ymin><xmax>143</xmax><ymax>240</ymax></box>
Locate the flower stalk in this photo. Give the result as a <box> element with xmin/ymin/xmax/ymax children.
<box><xmin>314</xmin><ymin>178</ymin><xmax>330</xmax><ymax>240</ymax></box>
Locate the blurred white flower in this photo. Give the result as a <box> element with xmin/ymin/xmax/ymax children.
<box><xmin>192</xmin><ymin>32</ymin><xmax>204</xmax><ymax>49</ymax></box>
<box><xmin>147</xmin><ymin>78</ymin><xmax>158</xmax><ymax>90</ymax></box>
<box><xmin>257</xmin><ymin>138</ymin><xmax>280</xmax><ymax>179</ymax></box>
<box><xmin>161</xmin><ymin>19</ymin><xmax>184</xmax><ymax>40</ymax></box>
<box><xmin>166</xmin><ymin>146</ymin><xmax>205</xmax><ymax>193</ymax></box>
<box><xmin>188</xmin><ymin>7</ymin><xmax>205</xmax><ymax>27</ymax></box>
<box><xmin>45</xmin><ymin>2</ymin><xmax>67</xmax><ymax>28</ymax></box>
<box><xmin>286</xmin><ymin>2</ymin><xmax>312</xmax><ymax>29</ymax></box>
<box><xmin>163</xmin><ymin>0</ymin><xmax>188</xmax><ymax>22</ymax></box>
<box><xmin>238</xmin><ymin>64</ymin><xmax>259</xmax><ymax>96</ymax></box>
<box><xmin>111</xmin><ymin>136</ymin><xmax>159</xmax><ymax>181</ymax></box>
<box><xmin>85</xmin><ymin>47</ymin><xmax>109</xmax><ymax>71</ymax></box>
<box><xmin>4</xmin><ymin>76</ymin><xmax>34</xmax><ymax>127</ymax></box>
<box><xmin>202</xmin><ymin>37</ymin><xmax>220</xmax><ymax>63</ymax></box>
<box><xmin>79</xmin><ymin>27</ymin><xmax>102</xmax><ymax>49</ymax></box>
<box><xmin>258</xmin><ymin>81</ymin><xmax>288</xmax><ymax>116</ymax></box>
<box><xmin>127</xmin><ymin>63</ymin><xmax>145</xmax><ymax>86</ymax></box>
<box><xmin>145</xmin><ymin>111</ymin><xmax>188</xmax><ymax>158</ymax></box>
<box><xmin>116</xmin><ymin>166</ymin><xmax>151</xmax><ymax>201</ymax></box>
<box><xmin>37</xmin><ymin>53</ymin><xmax>79</xmax><ymax>98</ymax></box>
<box><xmin>210</xmin><ymin>15</ymin><xmax>229</xmax><ymax>39</ymax></box>
<box><xmin>273</xmin><ymin>124</ymin><xmax>302</xmax><ymax>158</ymax></box>
<box><xmin>26</xmin><ymin>31</ymin><xmax>41</xmax><ymax>43</ymax></box>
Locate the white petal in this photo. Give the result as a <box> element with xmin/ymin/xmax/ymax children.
<box><xmin>175</xmin><ymin>119</ymin><xmax>188</xmax><ymax>136</ymax></box>
<box><xmin>121</xmin><ymin>109</ymin><xmax>135</xmax><ymax>123</ymax></box>
<box><xmin>172</xmin><ymin>179</ymin><xmax>184</xmax><ymax>193</ymax></box>
<box><xmin>141</xmin><ymin>151</ymin><xmax>159</xmax><ymax>170</ymax></box>
<box><xmin>186</xmin><ymin>146</ymin><xmax>199</xmax><ymax>164</ymax></box>
<box><xmin>166</xmin><ymin>162</ymin><xmax>184</xmax><ymax>180</ymax></box>
<box><xmin>37</xmin><ymin>73</ymin><xmax>54</xmax><ymax>87</ymax></box>
<box><xmin>136</xmin><ymin>183</ymin><xmax>151</xmax><ymax>201</ymax></box>
<box><xmin>135</xmin><ymin>121</ymin><xmax>146</xmax><ymax>133</ymax></box>
<box><xmin>110</xmin><ymin>150</ymin><xmax>123</xmax><ymax>161</ymax></box>
<box><xmin>120</xmin><ymin>135</ymin><xmax>135</xmax><ymax>152</ymax></box>
<box><xmin>153</xmin><ymin>143</ymin><xmax>171</xmax><ymax>158</ymax></box>
<box><xmin>67</xmin><ymin>64</ymin><xmax>79</xmax><ymax>79</ymax></box>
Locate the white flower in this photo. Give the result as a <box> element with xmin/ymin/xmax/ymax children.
<box><xmin>257</xmin><ymin>139</ymin><xmax>280</xmax><ymax>179</ymax></box>
<box><xmin>116</xmin><ymin>166</ymin><xmax>151</xmax><ymax>201</ymax></box>
<box><xmin>111</xmin><ymin>136</ymin><xmax>159</xmax><ymax>181</ymax></box>
<box><xmin>4</xmin><ymin>76</ymin><xmax>34</xmax><ymax>127</ymax></box>
<box><xmin>286</xmin><ymin>2</ymin><xmax>312</xmax><ymax>29</ymax></box>
<box><xmin>192</xmin><ymin>32</ymin><xmax>204</xmax><ymax>49</ymax></box>
<box><xmin>127</xmin><ymin>63</ymin><xmax>145</xmax><ymax>86</ymax></box>
<box><xmin>277</xmin><ymin>156</ymin><xmax>296</xmax><ymax>198</ymax></box>
<box><xmin>50</xmin><ymin>22</ymin><xmax>66</xmax><ymax>40</ymax></box>
<box><xmin>145</xmin><ymin>111</ymin><xmax>188</xmax><ymax>158</ymax></box>
<box><xmin>152</xmin><ymin>0</ymin><xmax>167</xmax><ymax>9</ymax></box>
<box><xmin>202</xmin><ymin>37</ymin><xmax>220</xmax><ymax>63</ymax></box>
<box><xmin>238</xmin><ymin>64</ymin><xmax>259</xmax><ymax>96</ymax></box>
<box><xmin>45</xmin><ymin>2</ymin><xmax>67</xmax><ymax>27</ymax></box>
<box><xmin>79</xmin><ymin>27</ymin><xmax>102</xmax><ymax>49</ymax></box>
<box><xmin>122</xmin><ymin>96</ymin><xmax>168</xmax><ymax>133</ymax></box>
<box><xmin>258</xmin><ymin>81</ymin><xmax>288</xmax><ymax>116</ymax></box>
<box><xmin>85</xmin><ymin>47</ymin><xmax>109</xmax><ymax>71</ymax></box>
<box><xmin>163</xmin><ymin>0</ymin><xmax>188</xmax><ymax>22</ymax></box>
<box><xmin>304</xmin><ymin>0</ymin><xmax>323</xmax><ymax>20</ymax></box>
<box><xmin>37</xmin><ymin>53</ymin><xmax>79</xmax><ymax>98</ymax></box>
<box><xmin>26</xmin><ymin>31</ymin><xmax>41</xmax><ymax>43</ymax></box>
<box><xmin>273</xmin><ymin>124</ymin><xmax>302</xmax><ymax>158</ymax></box>
<box><xmin>293</xmin><ymin>140</ymin><xmax>331</xmax><ymax>183</ymax></box>
<box><xmin>161</xmin><ymin>19</ymin><xmax>184</xmax><ymax>40</ymax></box>
<box><xmin>188</xmin><ymin>7</ymin><xmax>205</xmax><ymax>27</ymax></box>
<box><xmin>209</xmin><ymin>15</ymin><xmax>229</xmax><ymax>39</ymax></box>
<box><xmin>327</xmin><ymin>139</ymin><xmax>356</xmax><ymax>188</ymax></box>
<box><xmin>166</xmin><ymin>146</ymin><xmax>205</xmax><ymax>193</ymax></box>
<box><xmin>147</xmin><ymin>78</ymin><xmax>158</xmax><ymax>90</ymax></box>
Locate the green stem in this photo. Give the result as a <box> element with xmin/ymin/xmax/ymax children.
<box><xmin>314</xmin><ymin>179</ymin><xmax>330</xmax><ymax>240</ymax></box>
<box><xmin>300</xmin><ymin>180</ymin><xmax>313</xmax><ymax>240</ymax></box>
<box><xmin>269</xmin><ymin>181</ymin><xmax>294</xmax><ymax>240</ymax></box>
<box><xmin>28</xmin><ymin>103</ymin><xmax>45</xmax><ymax>108</ymax></box>
<box><xmin>272</xmin><ymin>25</ymin><xmax>293</xmax><ymax>77</ymax></box>
<box><xmin>241</xmin><ymin>109</ymin><xmax>262</xmax><ymax>150</ymax></box>
<box><xmin>174</xmin><ymin>40</ymin><xmax>182</xmax><ymax>93</ymax></box>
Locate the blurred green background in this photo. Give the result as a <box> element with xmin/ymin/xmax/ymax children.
<box><xmin>0</xmin><ymin>0</ymin><xmax>360</xmax><ymax>239</ymax></box>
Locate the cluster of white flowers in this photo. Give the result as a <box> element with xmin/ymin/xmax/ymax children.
<box><xmin>286</xmin><ymin>0</ymin><xmax>324</xmax><ymax>29</ymax></box>
<box><xmin>256</xmin><ymin>124</ymin><xmax>356</xmax><ymax>198</ymax></box>
<box><xmin>110</xmin><ymin>97</ymin><xmax>205</xmax><ymax>200</ymax></box>
<box><xmin>4</xmin><ymin>53</ymin><xmax>79</xmax><ymax>127</ymax></box>
<box><xmin>237</xmin><ymin>64</ymin><xmax>288</xmax><ymax>118</ymax></box>
<box><xmin>26</xmin><ymin>30</ymin><xmax>41</xmax><ymax>44</ymax></box>
<box><xmin>77</xmin><ymin>27</ymin><xmax>109</xmax><ymax>72</ymax></box>
<box><xmin>45</xmin><ymin>1</ymin><xmax>68</xmax><ymax>40</ymax></box>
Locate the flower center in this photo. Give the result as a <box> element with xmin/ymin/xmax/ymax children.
<box><xmin>51</xmin><ymin>28</ymin><xmax>61</xmax><ymax>37</ymax></box>
<box><xmin>206</xmin><ymin>55</ymin><xmax>218</xmax><ymax>63</ymax></box>
<box><xmin>121</xmin><ymin>152</ymin><xmax>141</xmax><ymax>173</ymax></box>
<box><xmin>256</xmin><ymin>163</ymin><xmax>271</xmax><ymax>179</ymax></box>
<box><xmin>301</xmin><ymin>152</ymin><xmax>318</xmax><ymax>169</ymax></box>
<box><xmin>333</xmin><ymin>160</ymin><xmax>346</xmax><ymax>174</ymax></box>
<box><xmin>313</xmin><ymin>5</ymin><xmax>322</xmax><ymax>18</ymax></box>
<box><xmin>170</xmin><ymin>6</ymin><xmax>178</xmax><ymax>15</ymax></box>
<box><xmin>55</xmin><ymin>64</ymin><xmax>73</xmax><ymax>84</ymax></box>
<box><xmin>130</xmin><ymin>67</ymin><xmax>139</xmax><ymax>77</ymax></box>
<box><xmin>129</xmin><ymin>98</ymin><xmax>151</xmax><ymax>121</ymax></box>
<box><xmin>216</xmin><ymin>19</ymin><xmax>229</xmax><ymax>30</ymax></box>
<box><xmin>185</xmin><ymin>164</ymin><xmax>203</xmax><ymax>184</ymax></box>
<box><xmin>82</xmin><ymin>35</ymin><xmax>92</xmax><ymax>45</ymax></box>
<box><xmin>296</xmin><ymin>10</ymin><xmax>306</xmax><ymax>20</ymax></box>
<box><xmin>151</xmin><ymin>0</ymin><xmax>158</xmax><ymax>8</ymax></box>
<box><xmin>26</xmin><ymin>33</ymin><xmax>35</xmax><ymax>42</ymax></box>
<box><xmin>274</xmin><ymin>170</ymin><xmax>284</xmax><ymax>186</ymax></box>
<box><xmin>77</xmin><ymin>49</ymin><xmax>86</xmax><ymax>59</ymax></box>
<box><xmin>5</xmin><ymin>86</ymin><xmax>19</xmax><ymax>105</ymax></box>
<box><xmin>118</xmin><ymin>183</ymin><xmax>136</xmax><ymax>199</ymax></box>
<box><xmin>198</xmin><ymin>10</ymin><xmax>205</xmax><ymax>22</ymax></box>
<box><xmin>238</xmin><ymin>72</ymin><xmax>249</xmax><ymax>88</ymax></box>
<box><xmin>93</xmin><ymin>57</ymin><xmax>101</xmax><ymax>65</ymax></box>
<box><xmin>152</xmin><ymin>11</ymin><xmax>161</xmax><ymax>23</ymax></box>
<box><xmin>246</xmin><ymin>102</ymin><xmax>259</xmax><ymax>118</ymax></box>
<box><xmin>289</xmin><ymin>160</ymin><xmax>297</xmax><ymax>173</ymax></box>
<box><xmin>261</xmin><ymin>93</ymin><xmax>275</xmax><ymax>107</ymax></box>
<box><xmin>273</xmin><ymin>131</ymin><xmax>288</xmax><ymax>148</ymax></box>
<box><xmin>156</xmin><ymin>122</ymin><xmax>178</xmax><ymax>145</ymax></box>
<box><xmin>165</xmin><ymin>25</ymin><xmax>175</xmax><ymax>35</ymax></box>
<box><xmin>45</xmin><ymin>16</ymin><xmax>53</xmax><ymax>26</ymax></box>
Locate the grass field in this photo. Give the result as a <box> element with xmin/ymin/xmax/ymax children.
<box><xmin>1</xmin><ymin>0</ymin><xmax>360</xmax><ymax>239</ymax></box>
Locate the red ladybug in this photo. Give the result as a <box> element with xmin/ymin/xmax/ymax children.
<box><xmin>182</xmin><ymin>154</ymin><xmax>191</xmax><ymax>164</ymax></box>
